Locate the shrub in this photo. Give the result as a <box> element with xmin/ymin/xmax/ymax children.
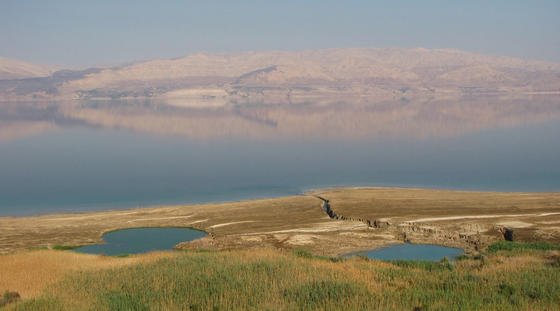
<box><xmin>52</xmin><ymin>245</ymin><xmax>77</xmax><ymax>251</ymax></box>
<box><xmin>0</xmin><ymin>291</ymin><xmax>20</xmax><ymax>307</ymax></box>
<box><xmin>292</xmin><ymin>248</ymin><xmax>314</xmax><ymax>259</ymax></box>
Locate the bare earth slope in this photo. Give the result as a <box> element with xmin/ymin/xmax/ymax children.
<box><xmin>2</xmin><ymin>48</ymin><xmax>559</xmax><ymax>102</ymax></box>
<box><xmin>0</xmin><ymin>57</ymin><xmax>55</xmax><ymax>80</ymax></box>
<box><xmin>1</xmin><ymin>188</ymin><xmax>559</xmax><ymax>256</ymax></box>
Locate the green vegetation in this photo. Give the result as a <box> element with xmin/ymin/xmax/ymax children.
<box><xmin>292</xmin><ymin>248</ymin><xmax>318</xmax><ymax>259</ymax></box>
<box><xmin>388</xmin><ymin>258</ymin><xmax>454</xmax><ymax>272</ymax></box>
<box><xmin>292</xmin><ymin>248</ymin><xmax>344</xmax><ymax>262</ymax></box>
<box><xmin>51</xmin><ymin>245</ymin><xmax>78</xmax><ymax>251</ymax></box>
<box><xmin>8</xmin><ymin>243</ymin><xmax>560</xmax><ymax>311</ymax></box>
<box><xmin>283</xmin><ymin>280</ymin><xmax>368</xmax><ymax>310</ymax></box>
<box><xmin>0</xmin><ymin>291</ymin><xmax>20</xmax><ymax>308</ymax></box>
<box><xmin>487</xmin><ymin>241</ymin><xmax>560</xmax><ymax>253</ymax></box>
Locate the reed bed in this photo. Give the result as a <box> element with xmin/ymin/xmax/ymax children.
<box><xmin>5</xmin><ymin>243</ymin><xmax>560</xmax><ymax>310</ymax></box>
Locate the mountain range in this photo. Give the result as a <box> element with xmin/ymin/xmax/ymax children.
<box><xmin>0</xmin><ymin>57</ymin><xmax>56</xmax><ymax>80</ymax></box>
<box><xmin>1</xmin><ymin>48</ymin><xmax>559</xmax><ymax>103</ymax></box>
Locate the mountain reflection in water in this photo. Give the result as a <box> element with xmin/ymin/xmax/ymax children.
<box><xmin>1</xmin><ymin>96</ymin><xmax>560</xmax><ymax>142</ymax></box>
<box><xmin>0</xmin><ymin>97</ymin><xmax>559</xmax><ymax>215</ymax></box>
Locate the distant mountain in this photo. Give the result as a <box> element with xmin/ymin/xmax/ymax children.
<box><xmin>1</xmin><ymin>48</ymin><xmax>559</xmax><ymax>102</ymax></box>
<box><xmin>0</xmin><ymin>57</ymin><xmax>56</xmax><ymax>80</ymax></box>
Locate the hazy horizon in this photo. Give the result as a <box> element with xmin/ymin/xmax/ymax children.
<box><xmin>5</xmin><ymin>46</ymin><xmax>560</xmax><ymax>71</ymax></box>
<box><xmin>2</xmin><ymin>1</ymin><xmax>560</xmax><ymax>68</ymax></box>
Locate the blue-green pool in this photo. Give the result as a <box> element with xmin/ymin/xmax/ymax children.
<box><xmin>355</xmin><ymin>243</ymin><xmax>464</xmax><ymax>261</ymax></box>
<box><xmin>74</xmin><ymin>227</ymin><xmax>207</xmax><ymax>255</ymax></box>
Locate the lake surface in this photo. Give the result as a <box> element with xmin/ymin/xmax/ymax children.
<box><xmin>355</xmin><ymin>243</ymin><xmax>464</xmax><ymax>261</ymax></box>
<box><xmin>74</xmin><ymin>227</ymin><xmax>207</xmax><ymax>255</ymax></box>
<box><xmin>1</xmin><ymin>98</ymin><xmax>559</xmax><ymax>216</ymax></box>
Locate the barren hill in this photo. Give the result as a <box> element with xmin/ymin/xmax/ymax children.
<box><xmin>1</xmin><ymin>48</ymin><xmax>559</xmax><ymax>102</ymax></box>
<box><xmin>0</xmin><ymin>57</ymin><xmax>55</xmax><ymax>80</ymax></box>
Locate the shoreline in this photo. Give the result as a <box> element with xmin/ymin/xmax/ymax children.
<box><xmin>3</xmin><ymin>185</ymin><xmax>560</xmax><ymax>219</ymax></box>
<box><xmin>1</xmin><ymin>187</ymin><xmax>559</xmax><ymax>256</ymax></box>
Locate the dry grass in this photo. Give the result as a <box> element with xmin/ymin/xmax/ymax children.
<box><xmin>8</xmin><ymin>246</ymin><xmax>560</xmax><ymax>311</ymax></box>
<box><xmin>316</xmin><ymin>187</ymin><xmax>560</xmax><ymax>219</ymax></box>
<box><xmin>0</xmin><ymin>250</ymin><xmax>176</xmax><ymax>299</ymax></box>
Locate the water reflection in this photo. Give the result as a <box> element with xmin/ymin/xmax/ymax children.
<box><xmin>1</xmin><ymin>96</ymin><xmax>559</xmax><ymax>142</ymax></box>
<box><xmin>1</xmin><ymin>97</ymin><xmax>559</xmax><ymax>215</ymax></box>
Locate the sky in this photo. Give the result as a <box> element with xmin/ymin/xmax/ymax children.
<box><xmin>1</xmin><ymin>0</ymin><xmax>559</xmax><ymax>68</ymax></box>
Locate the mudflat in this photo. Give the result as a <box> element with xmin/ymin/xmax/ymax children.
<box><xmin>1</xmin><ymin>187</ymin><xmax>559</xmax><ymax>256</ymax></box>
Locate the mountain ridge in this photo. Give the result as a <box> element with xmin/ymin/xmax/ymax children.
<box><xmin>0</xmin><ymin>57</ymin><xmax>57</xmax><ymax>80</ymax></box>
<box><xmin>1</xmin><ymin>48</ymin><xmax>559</xmax><ymax>103</ymax></box>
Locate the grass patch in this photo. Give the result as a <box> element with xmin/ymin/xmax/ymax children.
<box><xmin>292</xmin><ymin>248</ymin><xmax>316</xmax><ymax>259</ymax></box>
<box><xmin>12</xmin><ymin>248</ymin><xmax>560</xmax><ymax>310</ymax></box>
<box><xmin>390</xmin><ymin>258</ymin><xmax>454</xmax><ymax>271</ymax></box>
<box><xmin>0</xmin><ymin>291</ymin><xmax>20</xmax><ymax>308</ymax></box>
<box><xmin>292</xmin><ymin>248</ymin><xmax>344</xmax><ymax>262</ymax></box>
<box><xmin>283</xmin><ymin>280</ymin><xmax>367</xmax><ymax>309</ymax></box>
<box><xmin>455</xmin><ymin>254</ymin><xmax>471</xmax><ymax>261</ymax></box>
<box><xmin>10</xmin><ymin>297</ymin><xmax>62</xmax><ymax>311</ymax></box>
<box><xmin>100</xmin><ymin>291</ymin><xmax>149</xmax><ymax>311</ymax></box>
<box><xmin>51</xmin><ymin>245</ymin><xmax>78</xmax><ymax>251</ymax></box>
<box><xmin>487</xmin><ymin>241</ymin><xmax>560</xmax><ymax>253</ymax></box>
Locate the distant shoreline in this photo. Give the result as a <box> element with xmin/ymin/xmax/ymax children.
<box><xmin>1</xmin><ymin>90</ymin><xmax>559</xmax><ymax>104</ymax></box>
<box><xmin>3</xmin><ymin>185</ymin><xmax>560</xmax><ymax>219</ymax></box>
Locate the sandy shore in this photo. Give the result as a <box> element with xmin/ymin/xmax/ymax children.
<box><xmin>1</xmin><ymin>187</ymin><xmax>559</xmax><ymax>256</ymax></box>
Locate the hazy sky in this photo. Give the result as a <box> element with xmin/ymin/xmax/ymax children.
<box><xmin>1</xmin><ymin>1</ymin><xmax>559</xmax><ymax>67</ymax></box>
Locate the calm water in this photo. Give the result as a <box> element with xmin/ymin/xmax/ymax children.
<box><xmin>74</xmin><ymin>227</ymin><xmax>207</xmax><ymax>255</ymax></box>
<box><xmin>356</xmin><ymin>243</ymin><xmax>464</xmax><ymax>261</ymax></box>
<box><xmin>1</xmin><ymin>98</ymin><xmax>559</xmax><ymax>216</ymax></box>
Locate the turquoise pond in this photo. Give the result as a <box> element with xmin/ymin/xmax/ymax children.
<box><xmin>74</xmin><ymin>228</ymin><xmax>464</xmax><ymax>260</ymax></box>
<box><xmin>74</xmin><ymin>227</ymin><xmax>207</xmax><ymax>255</ymax></box>
<box><xmin>353</xmin><ymin>243</ymin><xmax>464</xmax><ymax>261</ymax></box>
